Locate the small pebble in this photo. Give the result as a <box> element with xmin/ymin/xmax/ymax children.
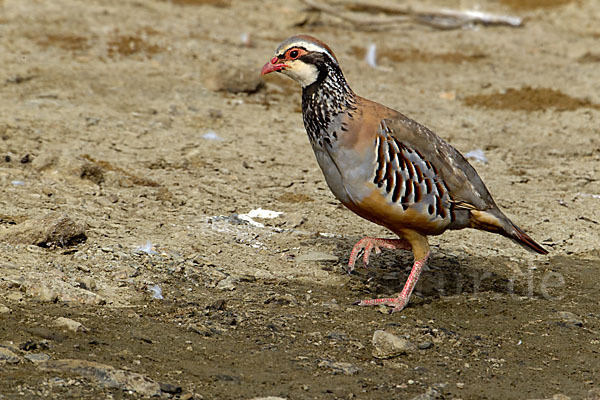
<box><xmin>159</xmin><ymin>382</ymin><xmax>182</xmax><ymax>395</ymax></box>
<box><xmin>216</xmin><ymin>276</ymin><xmax>237</xmax><ymax>291</ymax></box>
<box><xmin>148</xmin><ymin>285</ymin><xmax>163</xmax><ymax>300</ymax></box>
<box><xmin>40</xmin><ymin>359</ymin><xmax>161</xmax><ymax>396</ymax></box>
<box><xmin>372</xmin><ymin>330</ymin><xmax>416</xmax><ymax>359</ymax></box>
<box><xmin>557</xmin><ymin>311</ymin><xmax>583</xmax><ymax>327</ymax></box>
<box><xmin>0</xmin><ymin>347</ymin><xmax>21</xmax><ymax>364</ymax></box>
<box><xmin>24</xmin><ymin>353</ymin><xmax>50</xmax><ymax>363</ymax></box>
<box><xmin>54</xmin><ymin>317</ymin><xmax>88</xmax><ymax>332</ymax></box>
<box><xmin>35</xmin><ymin>286</ymin><xmax>58</xmax><ymax>303</ymax></box>
<box><xmin>318</xmin><ymin>359</ymin><xmax>360</xmax><ymax>375</ymax></box>
<box><xmin>208</xmin><ymin>109</ymin><xmax>223</xmax><ymax>119</ymax></box>
<box><xmin>418</xmin><ymin>341</ymin><xmax>433</xmax><ymax>350</ymax></box>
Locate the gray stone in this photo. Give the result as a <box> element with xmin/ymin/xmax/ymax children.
<box><xmin>54</xmin><ymin>317</ymin><xmax>88</xmax><ymax>333</ymax></box>
<box><xmin>264</xmin><ymin>293</ymin><xmax>297</xmax><ymax>306</ymax></box>
<box><xmin>0</xmin><ymin>304</ymin><xmax>10</xmax><ymax>314</ymax></box>
<box><xmin>39</xmin><ymin>359</ymin><xmax>161</xmax><ymax>397</ymax></box>
<box><xmin>0</xmin><ymin>347</ymin><xmax>21</xmax><ymax>364</ymax></box>
<box><xmin>6</xmin><ymin>291</ymin><xmax>24</xmax><ymax>301</ymax></box>
<box><xmin>418</xmin><ymin>341</ymin><xmax>433</xmax><ymax>350</ymax></box>
<box><xmin>24</xmin><ymin>353</ymin><xmax>51</xmax><ymax>363</ymax></box>
<box><xmin>410</xmin><ymin>387</ymin><xmax>442</xmax><ymax>400</ymax></box>
<box><xmin>159</xmin><ymin>382</ymin><xmax>182</xmax><ymax>394</ymax></box>
<box><xmin>216</xmin><ymin>276</ymin><xmax>237</xmax><ymax>291</ymax></box>
<box><xmin>35</xmin><ymin>286</ymin><xmax>59</xmax><ymax>302</ymax></box>
<box><xmin>318</xmin><ymin>359</ymin><xmax>361</xmax><ymax>375</ymax></box>
<box><xmin>372</xmin><ymin>330</ymin><xmax>416</xmax><ymax>359</ymax></box>
<box><xmin>556</xmin><ymin>311</ymin><xmax>583</xmax><ymax>327</ymax></box>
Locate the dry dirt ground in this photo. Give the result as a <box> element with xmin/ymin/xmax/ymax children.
<box><xmin>1</xmin><ymin>0</ymin><xmax>599</xmax><ymax>399</ymax></box>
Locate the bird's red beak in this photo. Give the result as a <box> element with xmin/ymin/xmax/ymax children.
<box><xmin>261</xmin><ymin>57</ymin><xmax>289</xmax><ymax>75</ymax></box>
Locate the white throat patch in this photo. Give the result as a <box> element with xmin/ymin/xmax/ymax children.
<box><xmin>282</xmin><ymin>61</ymin><xmax>319</xmax><ymax>88</ymax></box>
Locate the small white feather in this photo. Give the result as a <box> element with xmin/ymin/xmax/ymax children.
<box><xmin>365</xmin><ymin>44</ymin><xmax>377</xmax><ymax>68</ymax></box>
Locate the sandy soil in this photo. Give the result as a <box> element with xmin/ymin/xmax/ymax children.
<box><xmin>1</xmin><ymin>0</ymin><xmax>599</xmax><ymax>399</ymax></box>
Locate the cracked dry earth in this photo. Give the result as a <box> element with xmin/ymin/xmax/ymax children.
<box><xmin>1</xmin><ymin>0</ymin><xmax>599</xmax><ymax>399</ymax></box>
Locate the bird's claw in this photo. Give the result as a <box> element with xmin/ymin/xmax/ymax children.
<box><xmin>353</xmin><ymin>295</ymin><xmax>409</xmax><ymax>313</ymax></box>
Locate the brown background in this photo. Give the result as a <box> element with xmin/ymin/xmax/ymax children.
<box><xmin>0</xmin><ymin>0</ymin><xmax>599</xmax><ymax>399</ymax></box>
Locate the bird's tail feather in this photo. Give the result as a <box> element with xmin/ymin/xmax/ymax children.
<box><xmin>469</xmin><ymin>209</ymin><xmax>548</xmax><ymax>255</ymax></box>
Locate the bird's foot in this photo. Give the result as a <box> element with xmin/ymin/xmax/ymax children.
<box><xmin>346</xmin><ymin>237</ymin><xmax>410</xmax><ymax>273</ymax></box>
<box><xmin>354</xmin><ymin>294</ymin><xmax>409</xmax><ymax>313</ymax></box>
<box><xmin>352</xmin><ymin>252</ymin><xmax>429</xmax><ymax>313</ymax></box>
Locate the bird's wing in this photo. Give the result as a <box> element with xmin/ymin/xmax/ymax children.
<box><xmin>380</xmin><ymin>113</ymin><xmax>497</xmax><ymax>213</ymax></box>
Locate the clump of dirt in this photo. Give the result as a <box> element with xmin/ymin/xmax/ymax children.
<box><xmin>81</xmin><ymin>154</ymin><xmax>160</xmax><ymax>187</ymax></box>
<box><xmin>107</xmin><ymin>35</ymin><xmax>162</xmax><ymax>58</ymax></box>
<box><xmin>0</xmin><ymin>214</ymin><xmax>28</xmax><ymax>225</ymax></box>
<box><xmin>350</xmin><ymin>46</ymin><xmax>486</xmax><ymax>64</ymax></box>
<box><xmin>499</xmin><ymin>0</ymin><xmax>574</xmax><ymax>10</ymax></box>
<box><xmin>463</xmin><ymin>86</ymin><xmax>600</xmax><ymax>112</ymax></box>
<box><xmin>34</xmin><ymin>34</ymin><xmax>91</xmax><ymax>52</ymax></box>
<box><xmin>577</xmin><ymin>52</ymin><xmax>600</xmax><ymax>63</ymax></box>
<box><xmin>79</xmin><ymin>163</ymin><xmax>105</xmax><ymax>185</ymax></box>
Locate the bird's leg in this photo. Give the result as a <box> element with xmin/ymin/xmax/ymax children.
<box><xmin>346</xmin><ymin>237</ymin><xmax>411</xmax><ymax>273</ymax></box>
<box><xmin>354</xmin><ymin>251</ymin><xmax>430</xmax><ymax>313</ymax></box>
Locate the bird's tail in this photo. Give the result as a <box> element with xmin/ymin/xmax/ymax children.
<box><xmin>469</xmin><ymin>209</ymin><xmax>548</xmax><ymax>255</ymax></box>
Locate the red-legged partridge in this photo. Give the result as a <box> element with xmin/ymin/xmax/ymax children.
<box><xmin>261</xmin><ymin>35</ymin><xmax>548</xmax><ymax>312</ymax></box>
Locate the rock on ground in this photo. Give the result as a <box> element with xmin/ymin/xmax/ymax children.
<box><xmin>0</xmin><ymin>212</ymin><xmax>86</xmax><ymax>247</ymax></box>
<box><xmin>372</xmin><ymin>330</ymin><xmax>416</xmax><ymax>359</ymax></box>
<box><xmin>38</xmin><ymin>359</ymin><xmax>162</xmax><ymax>397</ymax></box>
<box><xmin>24</xmin><ymin>353</ymin><xmax>51</xmax><ymax>364</ymax></box>
<box><xmin>53</xmin><ymin>317</ymin><xmax>88</xmax><ymax>333</ymax></box>
<box><xmin>0</xmin><ymin>347</ymin><xmax>21</xmax><ymax>364</ymax></box>
<box><xmin>317</xmin><ymin>359</ymin><xmax>361</xmax><ymax>375</ymax></box>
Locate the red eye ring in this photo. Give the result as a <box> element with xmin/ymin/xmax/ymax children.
<box><xmin>289</xmin><ymin>49</ymin><xmax>299</xmax><ymax>59</ymax></box>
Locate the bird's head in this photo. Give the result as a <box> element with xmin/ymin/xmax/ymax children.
<box><xmin>261</xmin><ymin>35</ymin><xmax>340</xmax><ymax>88</ymax></box>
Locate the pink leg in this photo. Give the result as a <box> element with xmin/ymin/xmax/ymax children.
<box><xmin>347</xmin><ymin>237</ymin><xmax>411</xmax><ymax>273</ymax></box>
<box><xmin>354</xmin><ymin>251</ymin><xmax>430</xmax><ymax>313</ymax></box>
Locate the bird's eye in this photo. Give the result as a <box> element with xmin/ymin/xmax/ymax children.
<box><xmin>289</xmin><ymin>50</ymin><xmax>299</xmax><ymax>59</ymax></box>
